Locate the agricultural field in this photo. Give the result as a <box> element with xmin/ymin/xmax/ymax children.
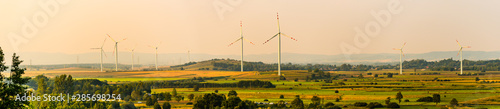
<box><xmin>19</xmin><ymin>68</ymin><xmax>500</xmax><ymax>109</ymax></box>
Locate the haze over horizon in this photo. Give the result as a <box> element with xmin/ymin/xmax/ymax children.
<box><xmin>1</xmin><ymin>0</ymin><xmax>500</xmax><ymax>64</ymax></box>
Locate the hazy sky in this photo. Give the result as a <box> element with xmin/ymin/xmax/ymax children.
<box><xmin>1</xmin><ymin>0</ymin><xmax>500</xmax><ymax>56</ymax></box>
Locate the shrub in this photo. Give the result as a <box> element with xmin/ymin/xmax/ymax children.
<box><xmin>353</xmin><ymin>102</ymin><xmax>367</xmax><ymax>107</ymax></box>
<box><xmin>186</xmin><ymin>102</ymin><xmax>193</xmax><ymax>105</ymax></box>
<box><xmin>279</xmin><ymin>95</ymin><xmax>284</xmax><ymax>99</ymax></box>
<box><xmin>387</xmin><ymin>102</ymin><xmax>400</xmax><ymax>108</ymax></box>
<box><xmin>404</xmin><ymin>99</ymin><xmax>409</xmax><ymax>102</ymax></box>
<box><xmin>416</xmin><ymin>96</ymin><xmax>433</xmax><ymax>102</ymax></box>
<box><xmin>335</xmin><ymin>90</ymin><xmax>339</xmax><ymax>93</ymax></box>
<box><xmin>366</xmin><ymin>102</ymin><xmax>383</xmax><ymax>108</ymax></box>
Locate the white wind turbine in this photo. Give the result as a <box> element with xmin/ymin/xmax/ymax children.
<box><xmin>107</xmin><ymin>34</ymin><xmax>127</xmax><ymax>71</ymax></box>
<box><xmin>228</xmin><ymin>21</ymin><xmax>255</xmax><ymax>72</ymax></box>
<box><xmin>456</xmin><ymin>40</ymin><xmax>471</xmax><ymax>75</ymax></box>
<box><xmin>393</xmin><ymin>42</ymin><xmax>406</xmax><ymax>75</ymax></box>
<box><xmin>90</xmin><ymin>38</ymin><xmax>107</xmax><ymax>72</ymax></box>
<box><xmin>127</xmin><ymin>45</ymin><xmax>137</xmax><ymax>70</ymax></box>
<box><xmin>149</xmin><ymin>42</ymin><xmax>161</xmax><ymax>71</ymax></box>
<box><xmin>263</xmin><ymin>13</ymin><xmax>298</xmax><ymax>76</ymax></box>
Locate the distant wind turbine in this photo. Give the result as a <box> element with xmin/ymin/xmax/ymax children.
<box><xmin>263</xmin><ymin>13</ymin><xmax>298</xmax><ymax>76</ymax></box>
<box><xmin>456</xmin><ymin>40</ymin><xmax>471</xmax><ymax>75</ymax></box>
<box><xmin>228</xmin><ymin>21</ymin><xmax>255</xmax><ymax>72</ymax></box>
<box><xmin>107</xmin><ymin>34</ymin><xmax>127</xmax><ymax>71</ymax></box>
<box><xmin>149</xmin><ymin>42</ymin><xmax>162</xmax><ymax>71</ymax></box>
<box><xmin>393</xmin><ymin>42</ymin><xmax>406</xmax><ymax>75</ymax></box>
<box><xmin>187</xmin><ymin>50</ymin><xmax>191</xmax><ymax>62</ymax></box>
<box><xmin>91</xmin><ymin>38</ymin><xmax>107</xmax><ymax>72</ymax></box>
<box><xmin>127</xmin><ymin>45</ymin><xmax>137</xmax><ymax>70</ymax></box>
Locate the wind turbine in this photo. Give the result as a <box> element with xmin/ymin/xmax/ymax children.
<box><xmin>127</xmin><ymin>45</ymin><xmax>137</xmax><ymax>70</ymax></box>
<box><xmin>149</xmin><ymin>42</ymin><xmax>161</xmax><ymax>71</ymax></box>
<box><xmin>107</xmin><ymin>34</ymin><xmax>127</xmax><ymax>71</ymax></box>
<box><xmin>393</xmin><ymin>42</ymin><xmax>406</xmax><ymax>75</ymax></box>
<box><xmin>263</xmin><ymin>13</ymin><xmax>298</xmax><ymax>76</ymax></box>
<box><xmin>228</xmin><ymin>21</ymin><xmax>255</xmax><ymax>72</ymax></box>
<box><xmin>456</xmin><ymin>40</ymin><xmax>471</xmax><ymax>75</ymax></box>
<box><xmin>91</xmin><ymin>38</ymin><xmax>107</xmax><ymax>72</ymax></box>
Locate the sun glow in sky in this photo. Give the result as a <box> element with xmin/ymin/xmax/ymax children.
<box><xmin>1</xmin><ymin>0</ymin><xmax>500</xmax><ymax>56</ymax></box>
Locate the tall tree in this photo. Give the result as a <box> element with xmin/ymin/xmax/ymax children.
<box><xmin>291</xmin><ymin>95</ymin><xmax>304</xmax><ymax>109</ymax></box>
<box><xmin>0</xmin><ymin>53</ymin><xmax>31</xmax><ymax>108</ymax></box>
<box><xmin>433</xmin><ymin>94</ymin><xmax>441</xmax><ymax>105</ymax></box>
<box><xmin>396</xmin><ymin>91</ymin><xmax>403</xmax><ymax>103</ymax></box>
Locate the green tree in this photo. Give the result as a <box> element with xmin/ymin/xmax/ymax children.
<box><xmin>175</xmin><ymin>95</ymin><xmax>182</xmax><ymax>102</ymax></box>
<box><xmin>188</xmin><ymin>94</ymin><xmax>195</xmax><ymax>101</ymax></box>
<box><xmin>146</xmin><ymin>96</ymin><xmax>153</xmax><ymax>106</ymax></box>
<box><xmin>131</xmin><ymin>90</ymin><xmax>141</xmax><ymax>101</ymax></box>
<box><xmin>162</xmin><ymin>102</ymin><xmax>171</xmax><ymax>109</ymax></box>
<box><xmin>450</xmin><ymin>98</ymin><xmax>458</xmax><ymax>106</ymax></box>
<box><xmin>311</xmin><ymin>96</ymin><xmax>321</xmax><ymax>106</ymax></box>
<box><xmin>358</xmin><ymin>74</ymin><xmax>364</xmax><ymax>79</ymax></box>
<box><xmin>396</xmin><ymin>91</ymin><xmax>403</xmax><ymax>103</ymax></box>
<box><xmin>172</xmin><ymin>88</ymin><xmax>178</xmax><ymax>97</ymax></box>
<box><xmin>194</xmin><ymin>85</ymin><xmax>199</xmax><ymax>91</ymax></box>
<box><xmin>37</xmin><ymin>77</ymin><xmax>47</xmax><ymax>95</ymax></box>
<box><xmin>433</xmin><ymin>94</ymin><xmax>441</xmax><ymax>105</ymax></box>
<box><xmin>385</xmin><ymin>97</ymin><xmax>391</xmax><ymax>105</ymax></box>
<box><xmin>228</xmin><ymin>90</ymin><xmax>238</xmax><ymax>97</ymax></box>
<box><xmin>291</xmin><ymin>95</ymin><xmax>304</xmax><ymax>109</ymax></box>
<box><xmin>0</xmin><ymin>53</ymin><xmax>31</xmax><ymax>108</ymax></box>
<box><xmin>153</xmin><ymin>103</ymin><xmax>161</xmax><ymax>109</ymax></box>
<box><xmin>224</xmin><ymin>96</ymin><xmax>242</xmax><ymax>108</ymax></box>
<box><xmin>165</xmin><ymin>92</ymin><xmax>172</xmax><ymax>101</ymax></box>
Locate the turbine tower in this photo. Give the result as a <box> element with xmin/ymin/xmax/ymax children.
<box><xmin>228</xmin><ymin>21</ymin><xmax>255</xmax><ymax>72</ymax></box>
<box><xmin>456</xmin><ymin>40</ymin><xmax>471</xmax><ymax>75</ymax></box>
<box><xmin>263</xmin><ymin>13</ymin><xmax>298</xmax><ymax>76</ymax></box>
<box><xmin>392</xmin><ymin>42</ymin><xmax>406</xmax><ymax>75</ymax></box>
<box><xmin>107</xmin><ymin>34</ymin><xmax>127</xmax><ymax>71</ymax></box>
<box><xmin>149</xmin><ymin>42</ymin><xmax>161</xmax><ymax>71</ymax></box>
<box><xmin>91</xmin><ymin>38</ymin><xmax>107</xmax><ymax>72</ymax></box>
<box><xmin>128</xmin><ymin>45</ymin><xmax>137</xmax><ymax>70</ymax></box>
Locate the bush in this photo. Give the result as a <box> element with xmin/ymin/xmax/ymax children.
<box><xmin>387</xmin><ymin>102</ymin><xmax>400</xmax><ymax>108</ymax></box>
<box><xmin>404</xmin><ymin>99</ymin><xmax>410</xmax><ymax>102</ymax></box>
<box><xmin>186</xmin><ymin>102</ymin><xmax>193</xmax><ymax>105</ymax></box>
<box><xmin>366</xmin><ymin>102</ymin><xmax>383</xmax><ymax>108</ymax></box>
<box><xmin>416</xmin><ymin>96</ymin><xmax>433</xmax><ymax>102</ymax></box>
<box><xmin>335</xmin><ymin>90</ymin><xmax>339</xmax><ymax>93</ymax></box>
<box><xmin>354</xmin><ymin>102</ymin><xmax>368</xmax><ymax>107</ymax></box>
<box><xmin>325</xmin><ymin>102</ymin><xmax>335</xmax><ymax>107</ymax></box>
<box><xmin>279</xmin><ymin>95</ymin><xmax>284</xmax><ymax>99</ymax></box>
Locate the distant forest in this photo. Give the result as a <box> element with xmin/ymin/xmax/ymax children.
<box><xmin>199</xmin><ymin>58</ymin><xmax>500</xmax><ymax>72</ymax></box>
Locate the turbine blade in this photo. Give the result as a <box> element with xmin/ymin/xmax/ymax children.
<box><xmin>400</xmin><ymin>42</ymin><xmax>406</xmax><ymax>49</ymax></box>
<box><xmin>463</xmin><ymin>46</ymin><xmax>471</xmax><ymax>48</ymax></box>
<box><xmin>281</xmin><ymin>33</ymin><xmax>298</xmax><ymax>41</ymax></box>
<box><xmin>101</xmin><ymin>38</ymin><xmax>107</xmax><ymax>48</ymax></box>
<box><xmin>263</xmin><ymin>33</ymin><xmax>279</xmax><ymax>44</ymax></box>
<box><xmin>157</xmin><ymin>42</ymin><xmax>162</xmax><ymax>47</ymax></box>
<box><xmin>242</xmin><ymin>37</ymin><xmax>255</xmax><ymax>45</ymax></box>
<box><xmin>102</xmin><ymin>49</ymin><xmax>107</xmax><ymax>58</ymax></box>
<box><xmin>401</xmin><ymin>50</ymin><xmax>405</xmax><ymax>57</ymax></box>
<box><xmin>228</xmin><ymin>38</ymin><xmax>242</xmax><ymax>46</ymax></box>
<box><xmin>118</xmin><ymin>38</ymin><xmax>127</xmax><ymax>42</ymax></box>
<box><xmin>456</xmin><ymin>40</ymin><xmax>462</xmax><ymax>47</ymax></box>
<box><xmin>107</xmin><ymin>34</ymin><xmax>116</xmax><ymax>42</ymax></box>
<box><xmin>457</xmin><ymin>48</ymin><xmax>462</xmax><ymax>56</ymax></box>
